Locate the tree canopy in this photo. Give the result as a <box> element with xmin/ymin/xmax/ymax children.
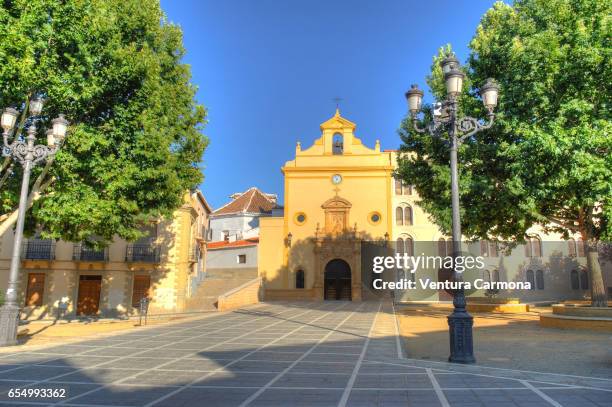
<box><xmin>0</xmin><ymin>0</ymin><xmax>208</xmax><ymax>244</ymax></box>
<box><xmin>397</xmin><ymin>0</ymin><xmax>611</xmax><ymax>305</ymax></box>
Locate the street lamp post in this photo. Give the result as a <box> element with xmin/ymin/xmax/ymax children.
<box><xmin>0</xmin><ymin>97</ymin><xmax>68</xmax><ymax>346</ymax></box>
<box><xmin>405</xmin><ymin>54</ymin><xmax>499</xmax><ymax>364</ymax></box>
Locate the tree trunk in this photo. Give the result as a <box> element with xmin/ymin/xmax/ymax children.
<box><xmin>0</xmin><ymin>176</ymin><xmax>54</xmax><ymax>237</ymax></box>
<box><xmin>584</xmin><ymin>239</ymin><xmax>608</xmax><ymax>307</ymax></box>
<box><xmin>0</xmin><ymin>152</ymin><xmax>57</xmax><ymax>237</ymax></box>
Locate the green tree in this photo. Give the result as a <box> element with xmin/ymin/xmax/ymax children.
<box><xmin>397</xmin><ymin>0</ymin><xmax>611</xmax><ymax>306</ymax></box>
<box><xmin>0</xmin><ymin>0</ymin><xmax>208</xmax><ymax>244</ymax></box>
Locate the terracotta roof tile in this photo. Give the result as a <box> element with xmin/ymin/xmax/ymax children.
<box><xmin>207</xmin><ymin>237</ymin><xmax>259</xmax><ymax>249</ymax></box>
<box><xmin>212</xmin><ymin>187</ymin><xmax>278</xmax><ymax>216</ymax></box>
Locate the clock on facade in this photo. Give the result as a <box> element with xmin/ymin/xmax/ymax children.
<box><xmin>331</xmin><ymin>174</ymin><xmax>342</xmax><ymax>184</ymax></box>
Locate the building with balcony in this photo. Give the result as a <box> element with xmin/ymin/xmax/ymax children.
<box><xmin>0</xmin><ymin>190</ymin><xmax>212</xmax><ymax>319</ymax></box>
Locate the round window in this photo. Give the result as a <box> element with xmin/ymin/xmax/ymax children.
<box><xmin>294</xmin><ymin>212</ymin><xmax>307</xmax><ymax>225</ymax></box>
<box><xmin>369</xmin><ymin>211</ymin><xmax>382</xmax><ymax>225</ymax></box>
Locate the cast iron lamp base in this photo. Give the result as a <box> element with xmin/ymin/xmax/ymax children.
<box><xmin>447</xmin><ymin>304</ymin><xmax>476</xmax><ymax>364</ymax></box>
<box><xmin>0</xmin><ymin>304</ymin><xmax>20</xmax><ymax>346</ymax></box>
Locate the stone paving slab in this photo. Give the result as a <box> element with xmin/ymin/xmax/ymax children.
<box><xmin>0</xmin><ymin>301</ymin><xmax>609</xmax><ymax>406</ymax></box>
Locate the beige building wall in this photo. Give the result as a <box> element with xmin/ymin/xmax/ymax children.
<box><xmin>0</xmin><ymin>190</ymin><xmax>211</xmax><ymax>319</ymax></box>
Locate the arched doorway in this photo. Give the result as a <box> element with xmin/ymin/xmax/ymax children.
<box><xmin>324</xmin><ymin>259</ymin><xmax>351</xmax><ymax>300</ymax></box>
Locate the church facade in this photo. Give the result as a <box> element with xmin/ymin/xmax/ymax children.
<box><xmin>258</xmin><ymin>109</ymin><xmax>440</xmax><ymax>301</ymax></box>
<box><xmin>258</xmin><ymin>110</ymin><xmax>610</xmax><ymax>302</ymax></box>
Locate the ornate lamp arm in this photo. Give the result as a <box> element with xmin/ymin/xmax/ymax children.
<box><xmin>2</xmin><ymin>125</ymin><xmax>58</xmax><ymax>165</ymax></box>
<box><xmin>411</xmin><ymin>116</ymin><xmax>429</xmax><ymax>133</ymax></box>
<box><xmin>412</xmin><ymin>116</ymin><xmax>448</xmax><ymax>136</ymax></box>
<box><xmin>457</xmin><ymin>112</ymin><xmax>495</xmax><ymax>143</ymax></box>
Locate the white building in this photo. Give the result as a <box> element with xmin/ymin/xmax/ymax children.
<box><xmin>206</xmin><ymin>187</ymin><xmax>281</xmax><ymax>280</ymax></box>
<box><xmin>209</xmin><ymin>187</ymin><xmax>281</xmax><ymax>242</ymax></box>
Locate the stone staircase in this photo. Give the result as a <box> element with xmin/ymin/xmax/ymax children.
<box><xmin>185</xmin><ymin>278</ymin><xmax>254</xmax><ymax>311</ymax></box>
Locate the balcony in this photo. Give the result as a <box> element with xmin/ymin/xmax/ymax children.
<box><xmin>73</xmin><ymin>244</ymin><xmax>108</xmax><ymax>262</ymax></box>
<box><xmin>126</xmin><ymin>243</ymin><xmax>160</xmax><ymax>263</ymax></box>
<box><xmin>189</xmin><ymin>246</ymin><xmax>199</xmax><ymax>263</ymax></box>
<box><xmin>22</xmin><ymin>239</ymin><xmax>55</xmax><ymax>260</ymax></box>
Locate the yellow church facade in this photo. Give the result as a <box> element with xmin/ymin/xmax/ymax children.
<box><xmin>258</xmin><ymin>110</ymin><xmax>442</xmax><ymax>301</ymax></box>
<box><xmin>258</xmin><ymin>110</ymin><xmax>608</xmax><ymax>303</ymax></box>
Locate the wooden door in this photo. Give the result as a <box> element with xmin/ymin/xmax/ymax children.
<box><xmin>132</xmin><ymin>275</ymin><xmax>151</xmax><ymax>308</ymax></box>
<box><xmin>338</xmin><ymin>278</ymin><xmax>352</xmax><ymax>300</ymax></box>
<box><xmin>25</xmin><ymin>273</ymin><xmax>45</xmax><ymax>307</ymax></box>
<box><xmin>77</xmin><ymin>275</ymin><xmax>102</xmax><ymax>315</ymax></box>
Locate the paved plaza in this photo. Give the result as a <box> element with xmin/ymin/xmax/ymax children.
<box><xmin>0</xmin><ymin>301</ymin><xmax>610</xmax><ymax>406</ymax></box>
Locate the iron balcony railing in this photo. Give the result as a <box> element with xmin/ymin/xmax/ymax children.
<box><xmin>125</xmin><ymin>243</ymin><xmax>160</xmax><ymax>263</ymax></box>
<box><xmin>188</xmin><ymin>246</ymin><xmax>199</xmax><ymax>263</ymax></box>
<box><xmin>73</xmin><ymin>244</ymin><xmax>108</xmax><ymax>262</ymax></box>
<box><xmin>22</xmin><ymin>239</ymin><xmax>56</xmax><ymax>260</ymax></box>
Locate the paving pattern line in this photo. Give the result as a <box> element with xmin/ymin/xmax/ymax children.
<box><xmin>51</xmin><ymin>303</ymin><xmax>329</xmax><ymax>406</ymax></box>
<box><xmin>0</xmin><ymin>306</ymin><xmax>253</xmax><ymax>375</ymax></box>
<box><xmin>7</xmin><ymin>304</ymin><xmax>265</xmax><ymax>356</ymax></box>
<box><xmin>0</xmin><ymin>308</ymin><xmax>240</xmax><ymax>358</ymax></box>
<box><xmin>426</xmin><ymin>368</ymin><xmax>451</xmax><ymax>407</ymax></box>
<box><xmin>396</xmin><ymin>355</ymin><xmax>612</xmax><ymax>382</ymax></box>
<box><xmin>363</xmin><ymin>357</ymin><xmax>612</xmax><ymax>393</ymax></box>
<box><xmin>7</xmin><ymin>303</ymin><xmax>299</xmax><ymax>394</ymax></box>
<box><xmin>2</xmin><ymin>302</ymin><xmax>609</xmax><ymax>407</ymax></box>
<box><xmin>236</xmin><ymin>301</ymin><xmax>371</xmax><ymax>407</ymax></box>
<box><xmin>143</xmin><ymin>301</ymin><xmax>353</xmax><ymax>407</ymax></box>
<box><xmin>520</xmin><ymin>379</ymin><xmax>564</xmax><ymax>407</ymax></box>
<box><xmin>337</xmin><ymin>301</ymin><xmax>382</xmax><ymax>407</ymax></box>
<box><xmin>390</xmin><ymin>300</ymin><xmax>404</xmax><ymax>360</ymax></box>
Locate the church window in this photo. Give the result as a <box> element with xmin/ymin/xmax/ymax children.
<box><xmin>332</xmin><ymin>133</ymin><xmax>343</xmax><ymax>154</ymax></box>
<box><xmin>394</xmin><ymin>178</ymin><xmax>413</xmax><ymax>195</ymax></box>
<box><xmin>405</xmin><ymin>237</ymin><xmax>414</xmax><ymax>256</ymax></box>
<box><xmin>404</xmin><ymin>206</ymin><xmax>413</xmax><ymax>225</ymax></box>
<box><xmin>294</xmin><ymin>212</ymin><xmax>307</xmax><ymax>225</ymax></box>
<box><xmin>536</xmin><ymin>270</ymin><xmax>544</xmax><ymax>289</ymax></box>
<box><xmin>369</xmin><ymin>211</ymin><xmax>381</xmax><ymax>225</ymax></box>
<box><xmin>395</xmin><ymin>179</ymin><xmax>402</xmax><ymax>195</ymax></box>
<box><xmin>570</xmin><ymin>270</ymin><xmax>580</xmax><ymax>290</ymax></box>
<box><xmin>395</xmin><ymin>207</ymin><xmax>403</xmax><ymax>226</ymax></box>
<box><xmin>526</xmin><ymin>270</ymin><xmax>535</xmax><ymax>290</ymax></box>
<box><xmin>296</xmin><ymin>270</ymin><xmax>305</xmax><ymax>289</ymax></box>
<box><xmin>480</xmin><ymin>240</ymin><xmax>499</xmax><ymax>257</ymax></box>
<box><xmin>580</xmin><ymin>269</ymin><xmax>589</xmax><ymax>290</ymax></box>
<box><xmin>568</xmin><ymin>239</ymin><xmax>576</xmax><ymax>257</ymax></box>
<box><xmin>396</xmin><ymin>238</ymin><xmax>404</xmax><ymax>254</ymax></box>
<box><xmin>525</xmin><ymin>236</ymin><xmax>542</xmax><ymax>258</ymax></box>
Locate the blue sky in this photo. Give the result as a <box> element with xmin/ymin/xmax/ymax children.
<box><xmin>160</xmin><ymin>0</ymin><xmax>499</xmax><ymax>209</ymax></box>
